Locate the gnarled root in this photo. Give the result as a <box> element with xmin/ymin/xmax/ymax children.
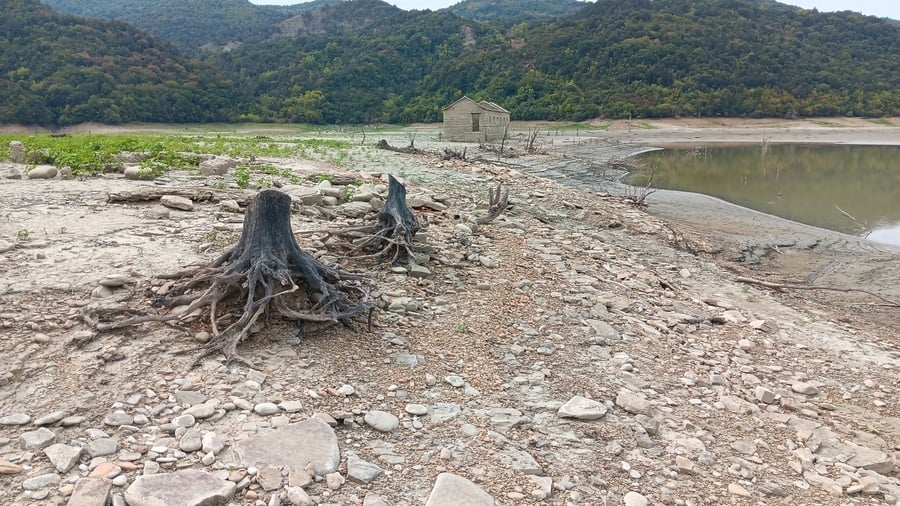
<box><xmin>83</xmin><ymin>189</ymin><xmax>373</xmax><ymax>367</ymax></box>
<box><xmin>333</xmin><ymin>175</ymin><xmax>422</xmax><ymax>263</ymax></box>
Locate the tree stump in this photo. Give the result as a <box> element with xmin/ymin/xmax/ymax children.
<box><xmin>337</xmin><ymin>175</ymin><xmax>421</xmax><ymax>263</ymax></box>
<box><xmin>84</xmin><ymin>189</ymin><xmax>372</xmax><ymax>366</ymax></box>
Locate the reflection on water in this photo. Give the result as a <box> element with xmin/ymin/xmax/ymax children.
<box><xmin>635</xmin><ymin>144</ymin><xmax>900</xmax><ymax>246</ymax></box>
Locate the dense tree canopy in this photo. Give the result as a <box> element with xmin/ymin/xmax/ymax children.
<box><xmin>41</xmin><ymin>0</ymin><xmax>341</xmax><ymax>52</ymax></box>
<box><xmin>2</xmin><ymin>0</ymin><xmax>898</xmax><ymax>125</ymax></box>
<box><xmin>0</xmin><ymin>0</ymin><xmax>235</xmax><ymax>126</ymax></box>
<box><xmin>448</xmin><ymin>0</ymin><xmax>586</xmax><ymax>27</ymax></box>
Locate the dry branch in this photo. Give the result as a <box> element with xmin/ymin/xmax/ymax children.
<box><xmin>375</xmin><ymin>139</ymin><xmax>424</xmax><ymax>155</ymax></box>
<box><xmin>735</xmin><ymin>276</ymin><xmax>899</xmax><ymax>307</ymax></box>
<box><xmin>107</xmin><ymin>187</ymin><xmax>253</xmax><ymax>204</ymax></box>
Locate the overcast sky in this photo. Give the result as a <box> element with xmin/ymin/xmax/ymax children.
<box><xmin>250</xmin><ymin>0</ymin><xmax>900</xmax><ymax>20</ymax></box>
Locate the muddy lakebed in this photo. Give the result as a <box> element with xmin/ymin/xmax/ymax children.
<box><xmin>0</xmin><ymin>119</ymin><xmax>897</xmax><ymax>505</ymax></box>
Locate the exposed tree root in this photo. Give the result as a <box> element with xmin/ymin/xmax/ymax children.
<box><xmin>328</xmin><ymin>175</ymin><xmax>422</xmax><ymax>263</ymax></box>
<box><xmin>83</xmin><ymin>189</ymin><xmax>373</xmax><ymax>367</ymax></box>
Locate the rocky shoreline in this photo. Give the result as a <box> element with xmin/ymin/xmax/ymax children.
<box><xmin>0</xmin><ymin>124</ymin><xmax>898</xmax><ymax>505</ymax></box>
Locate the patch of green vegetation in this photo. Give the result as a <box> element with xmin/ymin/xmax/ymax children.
<box><xmin>549</xmin><ymin>123</ymin><xmax>598</xmax><ymax>131</ymax></box>
<box><xmin>253</xmin><ymin>164</ymin><xmax>301</xmax><ymax>184</ymax></box>
<box><xmin>234</xmin><ymin>166</ymin><xmax>251</xmax><ymax>188</ymax></box>
<box><xmin>0</xmin><ymin>133</ymin><xmax>355</xmax><ymax>177</ymax></box>
<box><xmin>866</xmin><ymin>118</ymin><xmax>893</xmax><ymax>126</ymax></box>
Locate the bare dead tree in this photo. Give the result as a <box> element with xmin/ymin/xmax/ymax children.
<box><xmin>524</xmin><ymin>128</ymin><xmax>540</xmax><ymax>153</ymax></box>
<box><xmin>498</xmin><ymin>123</ymin><xmax>510</xmax><ymax>159</ymax></box>
<box><xmin>83</xmin><ymin>189</ymin><xmax>373</xmax><ymax>367</ymax></box>
<box><xmin>625</xmin><ymin>164</ymin><xmax>658</xmax><ymax>207</ymax></box>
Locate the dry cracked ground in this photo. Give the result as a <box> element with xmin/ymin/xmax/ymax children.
<box><xmin>0</xmin><ymin>131</ymin><xmax>897</xmax><ymax>506</ymax></box>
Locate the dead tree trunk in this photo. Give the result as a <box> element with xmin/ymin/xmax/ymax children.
<box><xmin>84</xmin><ymin>189</ymin><xmax>372</xmax><ymax>366</ymax></box>
<box><xmin>347</xmin><ymin>175</ymin><xmax>420</xmax><ymax>262</ymax></box>
<box><xmin>316</xmin><ymin>175</ymin><xmax>421</xmax><ymax>264</ymax></box>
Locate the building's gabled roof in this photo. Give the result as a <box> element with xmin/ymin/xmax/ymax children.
<box><xmin>443</xmin><ymin>96</ymin><xmax>509</xmax><ymax>114</ymax></box>
<box><xmin>442</xmin><ymin>96</ymin><xmax>477</xmax><ymax>111</ymax></box>
<box><xmin>477</xmin><ymin>101</ymin><xmax>510</xmax><ymax>114</ymax></box>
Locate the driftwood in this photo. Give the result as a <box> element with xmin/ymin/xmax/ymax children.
<box><xmin>440</xmin><ymin>147</ymin><xmax>466</xmax><ymax>160</ymax></box>
<box><xmin>107</xmin><ymin>187</ymin><xmax>253</xmax><ymax>204</ymax></box>
<box><xmin>375</xmin><ymin>139</ymin><xmax>424</xmax><ymax>155</ymax></box>
<box><xmin>475</xmin><ymin>182</ymin><xmax>510</xmax><ymax>225</ymax></box>
<box><xmin>736</xmin><ymin>276</ymin><xmax>900</xmax><ymax>308</ymax></box>
<box><xmin>84</xmin><ymin>189</ymin><xmax>373</xmax><ymax>366</ymax></box>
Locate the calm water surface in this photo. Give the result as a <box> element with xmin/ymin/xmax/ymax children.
<box><xmin>636</xmin><ymin>144</ymin><xmax>900</xmax><ymax>246</ymax></box>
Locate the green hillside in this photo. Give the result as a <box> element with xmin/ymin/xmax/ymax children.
<box><xmin>215</xmin><ymin>0</ymin><xmax>899</xmax><ymax>122</ymax></box>
<box><xmin>40</xmin><ymin>0</ymin><xmax>341</xmax><ymax>52</ymax></box>
<box><xmin>448</xmin><ymin>0</ymin><xmax>587</xmax><ymax>26</ymax></box>
<box><xmin>3</xmin><ymin>0</ymin><xmax>898</xmax><ymax>125</ymax></box>
<box><xmin>0</xmin><ymin>0</ymin><xmax>235</xmax><ymax>126</ymax></box>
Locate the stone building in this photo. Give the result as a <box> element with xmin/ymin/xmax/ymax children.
<box><xmin>442</xmin><ymin>96</ymin><xmax>510</xmax><ymax>142</ymax></box>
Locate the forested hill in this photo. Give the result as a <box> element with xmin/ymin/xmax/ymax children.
<box><xmin>217</xmin><ymin>0</ymin><xmax>899</xmax><ymax>123</ymax></box>
<box><xmin>39</xmin><ymin>0</ymin><xmax>343</xmax><ymax>52</ymax></box>
<box><xmin>212</xmin><ymin>0</ymin><xmax>498</xmax><ymax>123</ymax></box>
<box><xmin>447</xmin><ymin>0</ymin><xmax>587</xmax><ymax>26</ymax></box>
<box><xmin>4</xmin><ymin>0</ymin><xmax>900</xmax><ymax>126</ymax></box>
<box><xmin>502</xmin><ymin>0</ymin><xmax>900</xmax><ymax>118</ymax></box>
<box><xmin>0</xmin><ymin>0</ymin><xmax>235</xmax><ymax>125</ymax></box>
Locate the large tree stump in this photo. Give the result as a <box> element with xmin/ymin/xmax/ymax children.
<box><xmin>334</xmin><ymin>175</ymin><xmax>421</xmax><ymax>263</ymax></box>
<box><xmin>84</xmin><ymin>189</ymin><xmax>372</xmax><ymax>366</ymax></box>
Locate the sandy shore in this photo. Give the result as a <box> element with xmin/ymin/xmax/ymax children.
<box><xmin>594</xmin><ymin>116</ymin><xmax>900</xmax><ymax>146</ymax></box>
<box><xmin>490</xmin><ymin>117</ymin><xmax>899</xmax><ymax>335</ymax></box>
<box><xmin>587</xmin><ymin>118</ymin><xmax>900</xmax><ymax>338</ymax></box>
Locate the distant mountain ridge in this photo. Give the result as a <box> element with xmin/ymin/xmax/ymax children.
<box><xmin>276</xmin><ymin>0</ymin><xmax>402</xmax><ymax>37</ymax></box>
<box><xmin>3</xmin><ymin>0</ymin><xmax>898</xmax><ymax>125</ymax></box>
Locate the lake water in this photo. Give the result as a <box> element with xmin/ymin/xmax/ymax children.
<box><xmin>635</xmin><ymin>144</ymin><xmax>900</xmax><ymax>246</ymax></box>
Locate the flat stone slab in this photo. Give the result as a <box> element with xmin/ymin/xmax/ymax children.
<box><xmin>67</xmin><ymin>477</ymin><xmax>112</xmax><ymax>506</ymax></box>
<box><xmin>425</xmin><ymin>473</ymin><xmax>494</xmax><ymax>506</ymax></box>
<box><xmin>44</xmin><ymin>443</ymin><xmax>82</xmax><ymax>472</ymax></box>
<box><xmin>428</xmin><ymin>403</ymin><xmax>461</xmax><ymax>424</ymax></box>
<box><xmin>616</xmin><ymin>390</ymin><xmax>652</xmax><ymax>415</ymax></box>
<box><xmin>347</xmin><ymin>456</ymin><xmax>383</xmax><ymax>484</ymax></box>
<box><xmin>160</xmin><ymin>195</ymin><xmax>194</xmax><ymax>211</ymax></box>
<box><xmin>496</xmin><ymin>448</ymin><xmax>543</xmax><ymax>475</ymax></box>
<box><xmin>234</xmin><ymin>417</ymin><xmax>340</xmax><ymax>475</ymax></box>
<box><xmin>558</xmin><ymin>395</ymin><xmax>608</xmax><ymax>420</ymax></box>
<box><xmin>124</xmin><ymin>469</ymin><xmax>235</xmax><ymax>506</ymax></box>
